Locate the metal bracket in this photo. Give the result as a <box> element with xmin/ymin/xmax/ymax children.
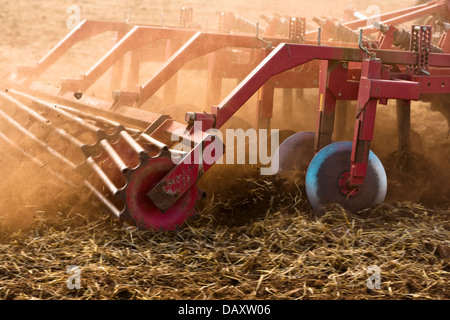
<box><xmin>410</xmin><ymin>25</ymin><xmax>432</xmax><ymax>75</ymax></box>
<box><xmin>289</xmin><ymin>17</ymin><xmax>306</xmax><ymax>43</ymax></box>
<box><xmin>124</xmin><ymin>8</ymin><xmax>132</xmax><ymax>24</ymax></box>
<box><xmin>358</xmin><ymin>29</ymin><xmax>376</xmax><ymax>59</ymax></box>
<box><xmin>256</xmin><ymin>22</ymin><xmax>272</xmax><ymax>49</ymax></box>
<box><xmin>180</xmin><ymin>7</ymin><xmax>194</xmax><ymax>28</ymax></box>
<box><xmin>318</xmin><ymin>27</ymin><xmax>322</xmax><ymax>46</ymax></box>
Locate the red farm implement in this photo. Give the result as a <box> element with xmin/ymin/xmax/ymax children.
<box><xmin>1</xmin><ymin>1</ymin><xmax>449</xmax><ymax>230</ymax></box>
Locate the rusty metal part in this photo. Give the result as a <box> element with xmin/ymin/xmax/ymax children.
<box><xmin>385</xmin><ymin>26</ymin><xmax>444</xmax><ymax>53</ymax></box>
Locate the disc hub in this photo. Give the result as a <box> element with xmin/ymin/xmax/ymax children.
<box><xmin>338</xmin><ymin>171</ymin><xmax>361</xmax><ymax>197</ymax></box>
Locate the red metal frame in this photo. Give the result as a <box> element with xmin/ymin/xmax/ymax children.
<box><xmin>147</xmin><ymin>34</ymin><xmax>450</xmax><ymax>210</ymax></box>
<box><xmin>307</xmin><ymin>0</ymin><xmax>450</xmax><ymax>39</ymax></box>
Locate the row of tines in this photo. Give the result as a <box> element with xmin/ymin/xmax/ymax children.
<box><xmin>0</xmin><ymin>89</ymin><xmax>170</xmax><ymax>219</ymax></box>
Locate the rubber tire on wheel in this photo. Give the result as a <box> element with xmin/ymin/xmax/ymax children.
<box><xmin>305</xmin><ymin>141</ymin><xmax>387</xmax><ymax>216</ymax></box>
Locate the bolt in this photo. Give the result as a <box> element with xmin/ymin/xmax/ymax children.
<box><xmin>185</xmin><ymin>112</ymin><xmax>196</xmax><ymax>124</ymax></box>
<box><xmin>342</xmin><ymin>62</ymin><xmax>348</xmax><ymax>69</ymax></box>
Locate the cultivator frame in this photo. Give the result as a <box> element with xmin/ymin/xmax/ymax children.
<box><xmin>1</xmin><ymin>0</ymin><xmax>450</xmax><ymax>229</ymax></box>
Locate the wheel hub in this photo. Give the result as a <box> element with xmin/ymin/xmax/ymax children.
<box><xmin>125</xmin><ymin>156</ymin><xmax>199</xmax><ymax>230</ymax></box>
<box><xmin>338</xmin><ymin>171</ymin><xmax>361</xmax><ymax>198</ymax></box>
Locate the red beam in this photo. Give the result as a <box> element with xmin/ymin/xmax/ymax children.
<box><xmin>19</xmin><ymin>20</ymin><xmax>132</xmax><ymax>80</ymax></box>
<box><xmin>136</xmin><ymin>33</ymin><xmax>292</xmax><ymax>106</ymax></box>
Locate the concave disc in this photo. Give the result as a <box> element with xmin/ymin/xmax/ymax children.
<box><xmin>270</xmin><ymin>131</ymin><xmax>315</xmax><ymax>178</ymax></box>
<box><xmin>305</xmin><ymin>141</ymin><xmax>387</xmax><ymax>215</ymax></box>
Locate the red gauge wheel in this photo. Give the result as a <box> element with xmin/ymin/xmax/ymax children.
<box><xmin>125</xmin><ymin>156</ymin><xmax>199</xmax><ymax>230</ymax></box>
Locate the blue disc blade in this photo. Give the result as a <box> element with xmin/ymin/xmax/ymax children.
<box><xmin>305</xmin><ymin>141</ymin><xmax>387</xmax><ymax>215</ymax></box>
